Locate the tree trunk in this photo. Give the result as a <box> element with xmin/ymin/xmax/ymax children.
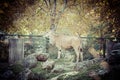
<box><xmin>106</xmin><ymin>39</ymin><xmax>114</xmax><ymax>58</ymax></box>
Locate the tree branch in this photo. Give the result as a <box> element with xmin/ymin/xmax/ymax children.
<box><xmin>44</xmin><ymin>0</ymin><xmax>48</xmax><ymax>7</ymax></box>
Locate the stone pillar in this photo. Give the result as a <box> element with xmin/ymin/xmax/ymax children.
<box><xmin>9</xmin><ymin>38</ymin><xmax>24</xmax><ymax>65</ymax></box>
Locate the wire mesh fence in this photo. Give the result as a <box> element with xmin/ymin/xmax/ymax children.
<box><xmin>0</xmin><ymin>34</ymin><xmax>120</xmax><ymax>63</ymax></box>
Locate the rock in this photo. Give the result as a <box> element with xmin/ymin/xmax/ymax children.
<box><xmin>74</xmin><ymin>58</ymin><xmax>101</xmax><ymax>71</ymax></box>
<box><xmin>112</xmin><ymin>43</ymin><xmax>120</xmax><ymax>50</ymax></box>
<box><xmin>51</xmin><ymin>67</ymin><xmax>64</xmax><ymax>73</ymax></box>
<box><xmin>28</xmin><ymin>72</ymin><xmax>46</xmax><ymax>80</ymax></box>
<box><xmin>32</xmin><ymin>52</ymin><xmax>49</xmax><ymax>57</ymax></box>
<box><xmin>42</xmin><ymin>60</ymin><xmax>55</xmax><ymax>71</ymax></box>
<box><xmin>50</xmin><ymin>71</ymin><xmax>79</xmax><ymax>80</ymax></box>
<box><xmin>100</xmin><ymin>60</ymin><xmax>109</xmax><ymax>71</ymax></box>
<box><xmin>2</xmin><ymin>70</ymin><xmax>14</xmax><ymax>79</ymax></box>
<box><xmin>107</xmin><ymin>42</ymin><xmax>120</xmax><ymax>65</ymax></box>
<box><xmin>28</xmin><ymin>73</ymin><xmax>40</xmax><ymax>80</ymax></box>
<box><xmin>36</xmin><ymin>53</ymin><xmax>48</xmax><ymax>62</ymax></box>
<box><xmin>50</xmin><ymin>77</ymin><xmax>58</xmax><ymax>80</ymax></box>
<box><xmin>23</xmin><ymin>52</ymin><xmax>49</xmax><ymax>68</ymax></box>
<box><xmin>24</xmin><ymin>55</ymin><xmax>37</xmax><ymax>69</ymax></box>
<box><xmin>88</xmin><ymin>47</ymin><xmax>101</xmax><ymax>58</ymax></box>
<box><xmin>9</xmin><ymin>63</ymin><xmax>24</xmax><ymax>74</ymax></box>
<box><xmin>88</xmin><ymin>70</ymin><xmax>101</xmax><ymax>80</ymax></box>
<box><xmin>17</xmin><ymin>68</ymin><xmax>32</xmax><ymax>80</ymax></box>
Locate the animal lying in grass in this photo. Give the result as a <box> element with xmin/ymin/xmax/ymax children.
<box><xmin>44</xmin><ymin>27</ymin><xmax>83</xmax><ymax>62</ymax></box>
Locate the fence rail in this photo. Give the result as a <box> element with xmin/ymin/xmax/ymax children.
<box><xmin>0</xmin><ymin>34</ymin><xmax>120</xmax><ymax>64</ymax></box>
<box><xmin>1</xmin><ymin>33</ymin><xmax>120</xmax><ymax>39</ymax></box>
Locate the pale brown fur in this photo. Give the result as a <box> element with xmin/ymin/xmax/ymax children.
<box><xmin>44</xmin><ymin>30</ymin><xmax>83</xmax><ymax>62</ymax></box>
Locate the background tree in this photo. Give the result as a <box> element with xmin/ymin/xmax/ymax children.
<box><xmin>0</xmin><ymin>0</ymin><xmax>120</xmax><ymax>38</ymax></box>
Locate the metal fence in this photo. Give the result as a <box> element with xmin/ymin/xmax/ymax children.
<box><xmin>0</xmin><ymin>34</ymin><xmax>47</xmax><ymax>64</ymax></box>
<box><xmin>0</xmin><ymin>34</ymin><xmax>120</xmax><ymax>63</ymax></box>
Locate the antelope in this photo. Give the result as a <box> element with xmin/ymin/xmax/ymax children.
<box><xmin>44</xmin><ymin>27</ymin><xmax>83</xmax><ymax>62</ymax></box>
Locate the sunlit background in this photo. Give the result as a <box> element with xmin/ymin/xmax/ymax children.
<box><xmin>0</xmin><ymin>0</ymin><xmax>120</xmax><ymax>38</ymax></box>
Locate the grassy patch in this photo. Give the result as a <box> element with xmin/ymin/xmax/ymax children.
<box><xmin>56</xmin><ymin>63</ymin><xmax>100</xmax><ymax>80</ymax></box>
<box><xmin>31</xmin><ymin>59</ymin><xmax>100</xmax><ymax>80</ymax></box>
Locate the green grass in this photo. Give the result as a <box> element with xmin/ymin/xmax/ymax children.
<box><xmin>57</xmin><ymin>63</ymin><xmax>100</xmax><ymax>80</ymax></box>
<box><xmin>31</xmin><ymin>59</ymin><xmax>100</xmax><ymax>80</ymax></box>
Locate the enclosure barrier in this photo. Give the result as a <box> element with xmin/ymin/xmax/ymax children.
<box><xmin>0</xmin><ymin>34</ymin><xmax>120</xmax><ymax>64</ymax></box>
